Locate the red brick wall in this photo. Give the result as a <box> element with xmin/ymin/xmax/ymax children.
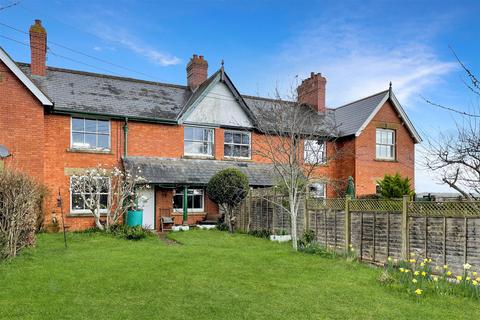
<box><xmin>354</xmin><ymin>101</ymin><xmax>415</xmax><ymax>195</ymax></box>
<box><xmin>128</xmin><ymin>122</ymin><xmax>183</xmax><ymax>157</ymax></box>
<box><xmin>42</xmin><ymin>115</ymin><xmax>122</xmax><ymax>230</ymax></box>
<box><xmin>0</xmin><ymin>61</ymin><xmax>44</xmax><ymax>182</ymax></box>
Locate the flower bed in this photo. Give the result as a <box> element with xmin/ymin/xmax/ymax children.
<box><xmin>382</xmin><ymin>254</ymin><xmax>479</xmax><ymax>299</ymax></box>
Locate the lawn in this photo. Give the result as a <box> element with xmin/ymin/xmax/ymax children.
<box><xmin>0</xmin><ymin>230</ymin><xmax>479</xmax><ymax>320</ymax></box>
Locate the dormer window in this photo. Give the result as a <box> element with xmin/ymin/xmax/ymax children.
<box><xmin>71</xmin><ymin>117</ymin><xmax>110</xmax><ymax>151</ymax></box>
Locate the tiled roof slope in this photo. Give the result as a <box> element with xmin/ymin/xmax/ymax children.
<box><xmin>123</xmin><ymin>157</ymin><xmax>276</xmax><ymax>186</ymax></box>
<box><xmin>18</xmin><ymin>63</ymin><xmax>395</xmax><ymax>138</ymax></box>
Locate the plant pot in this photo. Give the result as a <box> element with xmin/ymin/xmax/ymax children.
<box><xmin>126</xmin><ymin>210</ymin><xmax>143</xmax><ymax>227</ymax></box>
<box><xmin>270</xmin><ymin>235</ymin><xmax>292</xmax><ymax>242</ymax></box>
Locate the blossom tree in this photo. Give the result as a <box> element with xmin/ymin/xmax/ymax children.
<box><xmin>70</xmin><ymin>166</ymin><xmax>148</xmax><ymax>231</ymax></box>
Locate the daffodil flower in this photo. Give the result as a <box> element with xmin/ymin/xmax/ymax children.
<box><xmin>414</xmin><ymin>271</ymin><xmax>420</xmax><ymax>276</ymax></box>
<box><xmin>415</xmin><ymin>288</ymin><xmax>423</xmax><ymax>295</ymax></box>
<box><xmin>412</xmin><ymin>279</ymin><xmax>418</xmax><ymax>283</ymax></box>
<box><xmin>421</xmin><ymin>271</ymin><xmax>426</xmax><ymax>277</ymax></box>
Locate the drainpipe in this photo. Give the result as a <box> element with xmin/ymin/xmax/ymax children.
<box><xmin>123</xmin><ymin>118</ymin><xmax>129</xmax><ymax>157</ymax></box>
<box><xmin>183</xmin><ymin>185</ymin><xmax>188</xmax><ymax>225</ymax></box>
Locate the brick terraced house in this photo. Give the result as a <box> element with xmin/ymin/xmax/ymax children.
<box><xmin>0</xmin><ymin>20</ymin><xmax>421</xmax><ymax>230</ymax></box>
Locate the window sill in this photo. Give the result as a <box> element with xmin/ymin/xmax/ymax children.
<box><xmin>182</xmin><ymin>155</ymin><xmax>215</xmax><ymax>160</ymax></box>
<box><xmin>374</xmin><ymin>158</ymin><xmax>397</xmax><ymax>163</ymax></box>
<box><xmin>67</xmin><ymin>212</ymin><xmax>108</xmax><ymax>217</ymax></box>
<box><xmin>223</xmin><ymin>157</ymin><xmax>252</xmax><ymax>162</ymax></box>
<box><xmin>67</xmin><ymin>148</ymin><xmax>113</xmax><ymax>155</ymax></box>
<box><xmin>172</xmin><ymin>212</ymin><xmax>206</xmax><ymax>216</ymax></box>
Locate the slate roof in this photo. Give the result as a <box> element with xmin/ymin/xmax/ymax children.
<box><xmin>16</xmin><ymin>62</ymin><xmax>408</xmax><ymax>139</ymax></box>
<box><xmin>123</xmin><ymin>156</ymin><xmax>276</xmax><ymax>186</ymax></box>
<box><xmin>332</xmin><ymin>90</ymin><xmax>389</xmax><ymax>136</ymax></box>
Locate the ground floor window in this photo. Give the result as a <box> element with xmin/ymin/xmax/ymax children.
<box><xmin>173</xmin><ymin>188</ymin><xmax>204</xmax><ymax>212</ymax></box>
<box><xmin>309</xmin><ymin>182</ymin><xmax>326</xmax><ymax>199</ymax></box>
<box><xmin>70</xmin><ymin>176</ymin><xmax>109</xmax><ymax>213</ymax></box>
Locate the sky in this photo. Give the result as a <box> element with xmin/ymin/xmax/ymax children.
<box><xmin>1</xmin><ymin>0</ymin><xmax>479</xmax><ymax>193</ymax></box>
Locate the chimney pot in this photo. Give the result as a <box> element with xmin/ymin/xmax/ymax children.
<box><xmin>29</xmin><ymin>19</ymin><xmax>47</xmax><ymax>76</ymax></box>
<box><xmin>187</xmin><ymin>54</ymin><xmax>208</xmax><ymax>91</ymax></box>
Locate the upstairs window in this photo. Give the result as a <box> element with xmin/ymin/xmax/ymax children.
<box><xmin>224</xmin><ymin>130</ymin><xmax>251</xmax><ymax>159</ymax></box>
<box><xmin>304</xmin><ymin>140</ymin><xmax>326</xmax><ymax>164</ymax></box>
<box><xmin>376</xmin><ymin>129</ymin><xmax>395</xmax><ymax>160</ymax></box>
<box><xmin>173</xmin><ymin>188</ymin><xmax>204</xmax><ymax>212</ymax></box>
<box><xmin>71</xmin><ymin>118</ymin><xmax>110</xmax><ymax>151</ymax></box>
<box><xmin>184</xmin><ymin>127</ymin><xmax>214</xmax><ymax>156</ymax></box>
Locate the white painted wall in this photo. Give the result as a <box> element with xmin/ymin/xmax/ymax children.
<box><xmin>138</xmin><ymin>188</ymin><xmax>155</xmax><ymax>230</ymax></box>
<box><xmin>185</xmin><ymin>82</ymin><xmax>253</xmax><ymax>127</ymax></box>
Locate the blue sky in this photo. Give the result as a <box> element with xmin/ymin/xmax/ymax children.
<box><xmin>1</xmin><ymin>0</ymin><xmax>479</xmax><ymax>192</ymax></box>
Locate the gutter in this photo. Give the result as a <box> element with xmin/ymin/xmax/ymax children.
<box><xmin>52</xmin><ymin>108</ymin><xmax>178</xmax><ymax>124</ymax></box>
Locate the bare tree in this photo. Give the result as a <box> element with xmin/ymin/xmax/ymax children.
<box><xmin>424</xmin><ymin>53</ymin><xmax>480</xmax><ymax>199</ymax></box>
<box><xmin>253</xmin><ymin>89</ymin><xmax>340</xmax><ymax>250</ymax></box>
<box><xmin>70</xmin><ymin>166</ymin><xmax>148</xmax><ymax>230</ymax></box>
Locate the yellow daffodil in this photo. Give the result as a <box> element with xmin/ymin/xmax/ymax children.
<box><xmin>443</xmin><ymin>265</ymin><xmax>448</xmax><ymax>270</ymax></box>
<box><xmin>405</xmin><ymin>269</ymin><xmax>410</xmax><ymax>273</ymax></box>
<box><xmin>473</xmin><ymin>280</ymin><xmax>478</xmax><ymax>286</ymax></box>
<box><xmin>476</xmin><ymin>277</ymin><xmax>480</xmax><ymax>282</ymax></box>
<box><xmin>420</xmin><ymin>262</ymin><xmax>425</xmax><ymax>267</ymax></box>
<box><xmin>423</xmin><ymin>258</ymin><xmax>428</xmax><ymax>263</ymax></box>
<box><xmin>446</xmin><ymin>271</ymin><xmax>452</xmax><ymax>276</ymax></box>
<box><xmin>435</xmin><ymin>266</ymin><xmax>440</xmax><ymax>271</ymax></box>
<box><xmin>421</xmin><ymin>271</ymin><xmax>427</xmax><ymax>277</ymax></box>
<box><xmin>409</xmin><ymin>259</ymin><xmax>416</xmax><ymax>263</ymax></box>
<box><xmin>415</xmin><ymin>288</ymin><xmax>423</xmax><ymax>295</ymax></box>
<box><xmin>428</xmin><ymin>258</ymin><xmax>432</xmax><ymax>263</ymax></box>
<box><xmin>387</xmin><ymin>256</ymin><xmax>392</xmax><ymax>262</ymax></box>
<box><xmin>410</xmin><ymin>252</ymin><xmax>416</xmax><ymax>257</ymax></box>
<box><xmin>399</xmin><ymin>268</ymin><xmax>405</xmax><ymax>273</ymax></box>
<box><xmin>433</xmin><ymin>276</ymin><xmax>439</xmax><ymax>282</ymax></box>
<box><xmin>466</xmin><ymin>277</ymin><xmax>471</xmax><ymax>282</ymax></box>
<box><xmin>473</xmin><ymin>272</ymin><xmax>478</xmax><ymax>277</ymax></box>
<box><xmin>456</xmin><ymin>275</ymin><xmax>463</xmax><ymax>281</ymax></box>
<box><xmin>414</xmin><ymin>271</ymin><xmax>420</xmax><ymax>276</ymax></box>
<box><xmin>412</xmin><ymin>278</ymin><xmax>418</xmax><ymax>284</ymax></box>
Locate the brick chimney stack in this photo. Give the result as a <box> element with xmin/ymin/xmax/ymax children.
<box><xmin>29</xmin><ymin>19</ymin><xmax>47</xmax><ymax>76</ymax></box>
<box><xmin>297</xmin><ymin>72</ymin><xmax>327</xmax><ymax>113</ymax></box>
<box><xmin>186</xmin><ymin>54</ymin><xmax>208</xmax><ymax>91</ymax></box>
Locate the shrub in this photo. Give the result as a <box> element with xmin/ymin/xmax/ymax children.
<box><xmin>248</xmin><ymin>229</ymin><xmax>271</xmax><ymax>239</ymax></box>
<box><xmin>377</xmin><ymin>173</ymin><xmax>413</xmax><ymax>199</ymax></box>
<box><xmin>108</xmin><ymin>224</ymin><xmax>152</xmax><ymax>241</ymax></box>
<box><xmin>206</xmin><ymin>168</ymin><xmax>249</xmax><ymax>233</ymax></box>
<box><xmin>0</xmin><ymin>170</ymin><xmax>46</xmax><ymax>260</ymax></box>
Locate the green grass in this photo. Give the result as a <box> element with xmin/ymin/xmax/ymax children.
<box><xmin>1</xmin><ymin>230</ymin><xmax>479</xmax><ymax>320</ymax></box>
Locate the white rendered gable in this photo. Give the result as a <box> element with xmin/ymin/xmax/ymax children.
<box><xmin>184</xmin><ymin>82</ymin><xmax>253</xmax><ymax>128</ymax></box>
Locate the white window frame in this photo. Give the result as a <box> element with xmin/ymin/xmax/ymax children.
<box><xmin>309</xmin><ymin>182</ymin><xmax>327</xmax><ymax>199</ymax></box>
<box><xmin>376</xmin><ymin>128</ymin><xmax>396</xmax><ymax>160</ymax></box>
<box><xmin>184</xmin><ymin>126</ymin><xmax>214</xmax><ymax>157</ymax></box>
<box><xmin>172</xmin><ymin>188</ymin><xmax>205</xmax><ymax>213</ymax></box>
<box><xmin>304</xmin><ymin>139</ymin><xmax>326</xmax><ymax>164</ymax></box>
<box><xmin>70</xmin><ymin>176</ymin><xmax>110</xmax><ymax>214</ymax></box>
<box><xmin>224</xmin><ymin>130</ymin><xmax>251</xmax><ymax>159</ymax></box>
<box><xmin>70</xmin><ymin>117</ymin><xmax>111</xmax><ymax>151</ymax></box>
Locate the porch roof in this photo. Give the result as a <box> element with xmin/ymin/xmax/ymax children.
<box><xmin>123</xmin><ymin>156</ymin><xmax>276</xmax><ymax>187</ymax></box>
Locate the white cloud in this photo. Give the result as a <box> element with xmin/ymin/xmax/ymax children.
<box><xmin>91</xmin><ymin>24</ymin><xmax>180</xmax><ymax>66</ymax></box>
<box><xmin>270</xmin><ymin>19</ymin><xmax>457</xmax><ymax>108</ymax></box>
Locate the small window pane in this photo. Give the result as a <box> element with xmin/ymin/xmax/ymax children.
<box><xmin>233</xmin><ymin>133</ymin><xmax>242</xmax><ymax>144</ymax></box>
<box><xmin>97</xmin><ymin>121</ymin><xmax>109</xmax><ymax>133</ymax></box>
<box><xmin>224</xmin><ymin>144</ymin><xmax>232</xmax><ymax>157</ymax></box>
<box><xmin>97</xmin><ymin>134</ymin><xmax>109</xmax><ymax>149</ymax></box>
<box><xmin>193</xmin><ymin>195</ymin><xmax>202</xmax><ymax>208</ymax></box>
<box><xmin>100</xmin><ymin>194</ymin><xmax>108</xmax><ymax>208</ymax></box>
<box><xmin>242</xmin><ymin>134</ymin><xmax>250</xmax><ymax>144</ymax></box>
<box><xmin>84</xmin><ymin>133</ymin><xmax>96</xmax><ymax>149</ymax></box>
<box><xmin>72</xmin><ymin>132</ymin><xmax>84</xmax><ymax>146</ymax></box>
<box><xmin>173</xmin><ymin>194</ymin><xmax>183</xmax><ymax>209</ymax></box>
<box><xmin>85</xmin><ymin>119</ymin><xmax>97</xmax><ymax>132</ymax></box>
<box><xmin>72</xmin><ymin>194</ymin><xmax>84</xmax><ymax>210</ymax></box>
<box><xmin>72</xmin><ymin>118</ymin><xmax>84</xmax><ymax>131</ymax></box>
<box><xmin>240</xmin><ymin>146</ymin><xmax>249</xmax><ymax>158</ymax></box>
<box><xmin>194</xmin><ymin>128</ymin><xmax>204</xmax><ymax>140</ymax></box>
<box><xmin>184</xmin><ymin>127</ymin><xmax>193</xmax><ymax>140</ymax></box>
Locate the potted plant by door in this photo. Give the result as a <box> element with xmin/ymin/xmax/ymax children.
<box><xmin>126</xmin><ymin>194</ymin><xmax>148</xmax><ymax>227</ymax></box>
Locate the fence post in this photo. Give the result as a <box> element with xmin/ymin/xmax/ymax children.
<box><xmin>247</xmin><ymin>189</ymin><xmax>252</xmax><ymax>232</ymax></box>
<box><xmin>272</xmin><ymin>188</ymin><xmax>276</xmax><ymax>234</ymax></box>
<box><xmin>304</xmin><ymin>194</ymin><xmax>310</xmax><ymax>232</ymax></box>
<box><xmin>344</xmin><ymin>196</ymin><xmax>351</xmax><ymax>251</ymax></box>
<box><xmin>401</xmin><ymin>195</ymin><xmax>409</xmax><ymax>260</ymax></box>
